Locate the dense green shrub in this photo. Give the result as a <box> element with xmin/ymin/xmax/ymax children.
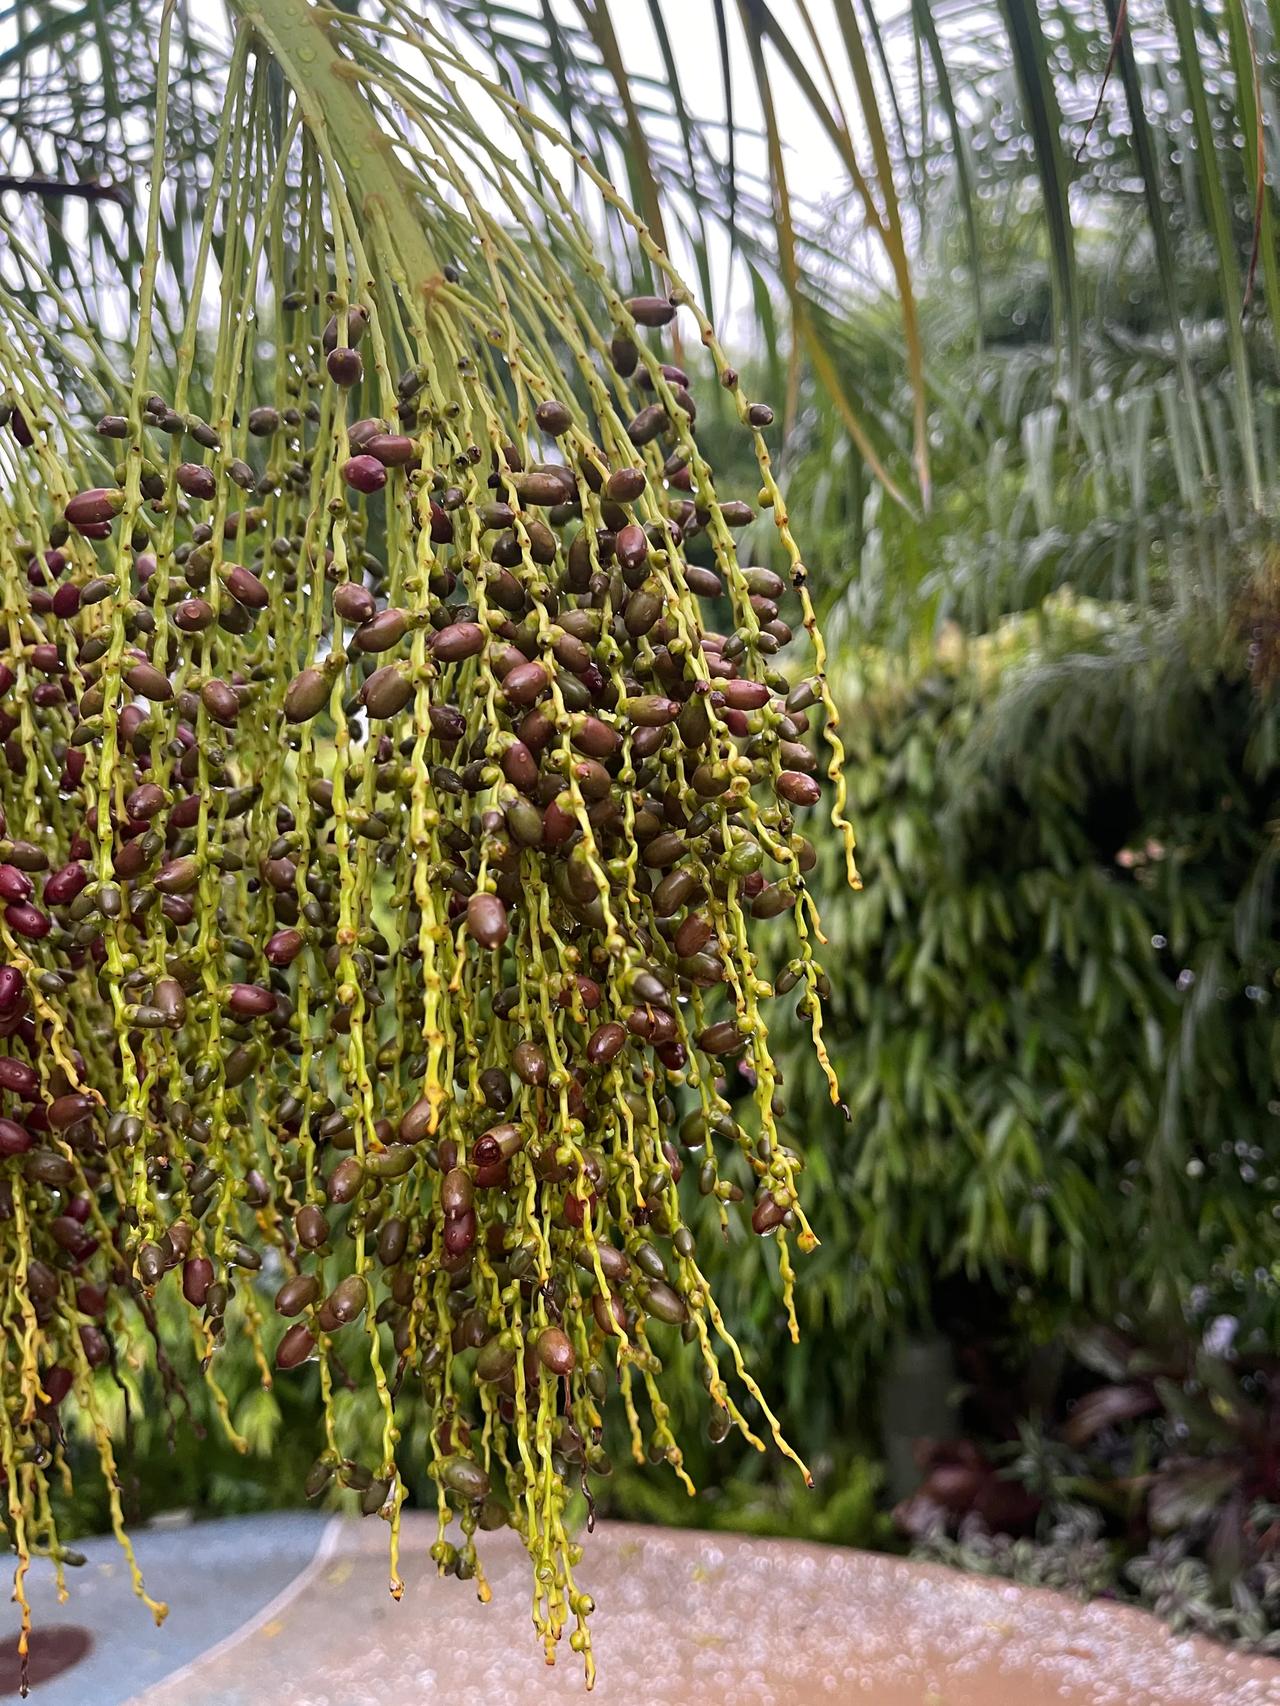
<box><xmin>804</xmin><ymin>590</ymin><xmax>1277</xmax><ymax>1352</ymax></box>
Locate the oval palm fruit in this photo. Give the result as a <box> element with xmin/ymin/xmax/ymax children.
<box><xmin>592</xmin><ymin>1290</ymin><xmax>627</xmax><ymax>1337</ymax></box>
<box><xmin>615</xmin><ymin>523</ymin><xmax>649</xmax><ymax>571</ymax></box>
<box><xmin>201</xmin><ymin>678</ymin><xmax>240</xmax><ymax>726</ymax></box>
<box><xmin>333</xmin><ymin>582</ymin><xmax>376</xmax><ymax>624</ymax></box>
<box><xmin>295</xmin><ymin>1205</ymin><xmax>330</xmax><ymax>1250</ymax></box>
<box><xmin>0</xmin><ymin>1117</ymin><xmax>32</xmax><ymax>1155</ymax></box>
<box><xmin>152</xmin><ymin>978</ymin><xmax>187</xmax><ymax>1026</ymax></box>
<box><xmin>353</xmin><ymin>1475</ymin><xmax>390</xmax><ymax>1517</ymax></box>
<box><xmin>610</xmin><ymin>333</ymin><xmax>639</xmax><ymax>376</ymax></box>
<box><xmin>501</xmin><ymin>739</ymin><xmax>539</xmax><ymax>792</ymax></box>
<box><xmin>466</xmin><ymin>892</ymin><xmax>509</xmax><ymax>949</ymax></box>
<box><xmin>684</xmin><ymin>565</ymin><xmax>721</xmax><ymax>597</ymax></box>
<box><xmin>318</xmin><ymin>1274</ymin><xmax>366</xmax><ymax>1328</ymax></box>
<box><xmin>175</xmin><ymin>462</ymin><xmax>215</xmax><ymax>500</ymax></box>
<box><xmin>625</xmin><ymin>294</ymin><xmax>677</xmax><ymax>327</ymax></box>
<box><xmin>174</xmin><ymin>597</ymin><xmax>215</xmax><ymax>632</ymax></box>
<box><xmin>512</xmin><ymin>1041</ymin><xmax>548</xmax><ymax>1087</ymax></box>
<box><xmin>276</xmin><ymin>1323</ymin><xmax>316</xmax><ymax>1369</ymax></box>
<box><xmin>776</xmin><ymin>770</ymin><xmax>821</xmax><ymax>807</ymax></box>
<box><xmin>506</xmin><ymin>797</ymin><xmax>543</xmax><ymax>846</ymax></box>
<box><xmin>124</xmin><ymin>660</ymin><xmax>173</xmax><ymax>701</ymax></box>
<box><xmin>536</xmin><ymin>1326</ymin><xmax>576</xmax><ymax>1376</ymax></box>
<box><xmin>534</xmin><ymin>399</ymin><xmax>572</xmax><ymax>435</ymax></box>
<box><xmin>364</xmin><ymin>1146</ymin><xmax>415</xmax><ymax>1179</ymax></box>
<box><xmin>641</xmin><ymin>1279</ymin><xmax>688</xmax><ymax>1324</ymax></box>
<box><xmin>124</xmin><ymin>783</ymin><xmax>167</xmax><ymax>821</ymax></box>
<box><xmin>366</xmin><ymin>432</ymin><xmax>417</xmax><ymax>467</ymax></box>
<box><xmin>572</xmin><ymin>760</ymin><xmax>611</xmax><ymax>802</ymax></box>
<box><xmin>0</xmin><ymin>1057</ymin><xmax>37</xmax><ymax>1097</ymax></box>
<box><xmin>606</xmin><ymin>466</ymin><xmax>647</xmax><ymax>502</ymax></box>
<box><xmin>441</xmin><ymin>1167</ymin><xmax>474</xmax><ymax>1217</ymax></box>
<box><xmin>154</xmin><ymin>855</ymin><xmax>199</xmax><ymax>895</ymax></box>
<box><xmin>697</xmin><ymin>1020</ymin><xmax>746</xmax><ymax>1056</ymax></box>
<box><xmin>265</xmin><ymin>928</ymin><xmax>304</xmax><ymax>968</ymax></box>
<box><xmin>398</xmin><ymin>1097</ymin><xmax>433</xmax><ymax>1145</ymax></box>
<box><xmin>441</xmin><ymin>1458</ymin><xmax>490</xmax><ymax>1501</ymax></box>
<box><xmin>585</xmin><ymin>1022</ymin><xmax>626</xmax><ymax>1067</ymax></box>
<box><xmin>622</xmin><ymin>694</ymin><xmax>680</xmax><ymax>727</ymax></box>
<box><xmin>624</xmin><ymin>589</ymin><xmax>661</xmax><ymax>637</ymax></box>
<box><xmin>65</xmin><ymin>488</ymin><xmax>123</xmax><ymax>530</ymax></box>
<box><xmin>327</xmin><ymin>347</ymin><xmax>363</xmax><ymax>386</ymax></box>
<box><xmin>376</xmin><ymin>1219</ymin><xmax>408</xmax><ymax>1268</ymax></box>
<box><xmin>138</xmin><ymin>1242</ymin><xmax>167</xmax><ymax>1286</ymax></box>
<box><xmin>642</xmin><ymin>833</ymin><xmax>683</xmax><ymax>869</ymax></box>
<box><xmin>752</xmin><ymin>884</ymin><xmax>794</xmax><ymax>919</ymax></box>
<box><xmin>182</xmin><ymin>1257</ymin><xmax>214</xmax><ymax>1306</ymax></box>
<box><xmin>223</xmin><ymin>564</ymin><xmax>269</xmax><ymax>609</ymax></box>
<box><xmin>752</xmin><ymin>1193</ymin><xmax>788</xmax><ymax>1234</ymax></box>
<box><xmin>327</xmin><ymin>1157</ymin><xmax>364</xmax><ymax>1204</ymax></box>
<box><xmin>0</xmin><ymin>865</ymin><xmax>31</xmax><ymax>902</ymax></box>
<box><xmin>283</xmin><ymin>665</ymin><xmax>332</xmax><ymax>723</ymax></box>
<box><xmin>476</xmin><ymin>1339</ymin><xmax>516</xmax><ymax>1382</ymax></box>
<box><xmin>342</xmin><ymin>454</ymin><xmax>386</xmax><ymax>493</ymax></box>
<box><xmin>304</xmin><ymin>1457</ymin><xmax>337</xmax><ymax>1500</ymax></box>
<box><xmin>322</xmin><ymin>305</ymin><xmax>369</xmax><ymax>351</ymax></box>
<box><xmin>226</xmin><ymin>983</ymin><xmax>276</xmax><ymax>1018</ymax></box>
<box><xmin>627</xmin><ymin>404</ymin><xmax>666</xmax><ymax>446</ymax></box>
<box><xmin>354</xmin><ymin>607</ymin><xmax>409</xmax><ymax>653</ymax></box>
<box><xmin>674</xmin><ymin>913</ymin><xmax>713</xmax><ymax>956</ymax></box>
<box><xmin>431</xmin><ymin>621</ymin><xmax>485</xmax><ymax>662</ymax></box>
<box><xmin>48</xmin><ymin>1093</ymin><xmax>94</xmax><ymax>1129</ymax></box>
<box><xmin>571</xmin><ymin>715</ymin><xmax>620</xmax><ymax>758</ymax></box>
<box><xmin>443</xmin><ymin>1209</ymin><xmax>476</xmax><ymax>1256</ymax></box>
<box><xmin>502</xmin><ymin>662</ymin><xmax>549</xmax><ymax>707</ymax></box>
<box><xmin>275</xmin><ymin>1274</ymin><xmax>319</xmax><ymax>1317</ymax></box>
<box><xmin>512</xmin><ymin>469</ymin><xmax>574</xmax><ymax>505</ymax></box>
<box><xmin>720</xmin><ymin>679</ymin><xmax>771</xmax><ymax>711</ymax></box>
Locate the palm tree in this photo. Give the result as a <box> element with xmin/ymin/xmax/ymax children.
<box><xmin>0</xmin><ymin>1</ymin><xmax>864</xmax><ymax>1687</ymax></box>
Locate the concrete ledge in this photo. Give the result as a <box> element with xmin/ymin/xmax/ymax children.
<box><xmin>4</xmin><ymin>1514</ymin><xmax>1278</xmax><ymax>1705</ymax></box>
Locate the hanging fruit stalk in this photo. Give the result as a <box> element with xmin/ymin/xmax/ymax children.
<box><xmin>0</xmin><ymin>0</ymin><xmax>858</xmax><ymax>1690</ymax></box>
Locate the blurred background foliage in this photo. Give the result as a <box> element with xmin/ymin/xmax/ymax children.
<box><xmin>3</xmin><ymin>0</ymin><xmax>1278</xmax><ymax>1651</ymax></box>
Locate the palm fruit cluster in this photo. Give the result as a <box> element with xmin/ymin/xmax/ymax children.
<box><xmin>0</xmin><ymin>0</ymin><xmax>857</xmax><ymax>1689</ymax></box>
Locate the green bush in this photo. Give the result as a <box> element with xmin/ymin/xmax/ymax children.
<box><xmin>784</xmin><ymin>590</ymin><xmax>1278</xmax><ymax>1350</ymax></box>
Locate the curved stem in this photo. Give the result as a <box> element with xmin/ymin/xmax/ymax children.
<box><xmin>229</xmin><ymin>0</ymin><xmax>442</xmax><ymax>303</ymax></box>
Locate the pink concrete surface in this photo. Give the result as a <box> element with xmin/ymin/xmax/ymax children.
<box><xmin>134</xmin><ymin>1515</ymin><xmax>1280</xmax><ymax>1706</ymax></box>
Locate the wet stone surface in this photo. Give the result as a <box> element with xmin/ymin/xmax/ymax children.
<box><xmin>0</xmin><ymin>1512</ymin><xmax>329</xmax><ymax>1706</ymax></box>
<box><xmin>126</xmin><ymin>1516</ymin><xmax>1280</xmax><ymax>1706</ymax></box>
